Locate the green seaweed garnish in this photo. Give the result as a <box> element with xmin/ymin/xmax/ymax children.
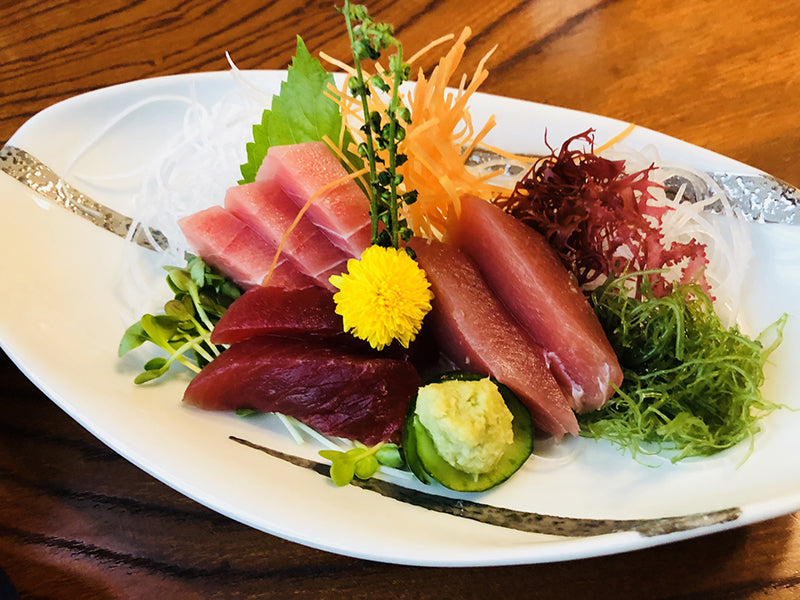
<box><xmin>580</xmin><ymin>273</ymin><xmax>787</xmax><ymax>462</ymax></box>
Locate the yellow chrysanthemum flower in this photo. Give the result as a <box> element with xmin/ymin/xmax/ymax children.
<box><xmin>330</xmin><ymin>245</ymin><xmax>434</xmax><ymax>351</ymax></box>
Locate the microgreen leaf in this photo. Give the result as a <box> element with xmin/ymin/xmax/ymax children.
<box><xmin>319</xmin><ymin>441</ymin><xmax>406</xmax><ymax>487</ymax></box>
<box><xmin>133</xmin><ymin>369</ymin><xmax>165</xmax><ymax>385</ymax></box>
<box><xmin>164</xmin><ymin>298</ymin><xmax>193</xmax><ymax>321</ymax></box>
<box><xmin>320</xmin><ymin>449</ymin><xmax>359</xmax><ymax>486</ymax></box>
<box><xmin>140</xmin><ymin>314</ymin><xmax>179</xmax><ymax>349</ymax></box>
<box><xmin>143</xmin><ymin>357</ymin><xmax>168</xmax><ymax>371</ymax></box>
<box><xmin>165</xmin><ymin>267</ymin><xmax>192</xmax><ymax>293</ymax></box>
<box><xmin>120</xmin><ymin>257</ymin><xmax>240</xmax><ymax>384</ymax></box>
<box><xmin>188</xmin><ymin>256</ymin><xmax>207</xmax><ymax>287</ymax></box>
<box><xmin>375</xmin><ymin>443</ymin><xmax>403</xmax><ymax>468</ymax></box>
<box><xmin>118</xmin><ymin>322</ymin><xmax>148</xmax><ymax>357</ymax></box>
<box><xmin>353</xmin><ymin>454</ymin><xmax>379</xmax><ymax>479</ymax></box>
<box><xmin>235</xmin><ymin>408</ymin><xmax>260</xmax><ymax>417</ymax></box>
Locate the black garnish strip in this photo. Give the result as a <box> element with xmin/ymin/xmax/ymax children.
<box><xmin>228</xmin><ymin>435</ymin><xmax>741</xmax><ymax>538</ymax></box>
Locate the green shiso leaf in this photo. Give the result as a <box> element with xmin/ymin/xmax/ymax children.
<box><xmin>580</xmin><ymin>273</ymin><xmax>787</xmax><ymax>463</ymax></box>
<box><xmin>239</xmin><ymin>36</ymin><xmax>359</xmax><ymax>184</ymax></box>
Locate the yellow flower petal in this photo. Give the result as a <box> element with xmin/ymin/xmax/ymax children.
<box><xmin>329</xmin><ymin>245</ymin><xmax>434</xmax><ymax>351</ymax></box>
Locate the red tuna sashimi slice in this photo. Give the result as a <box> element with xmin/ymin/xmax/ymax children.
<box><xmin>183</xmin><ymin>336</ymin><xmax>418</xmax><ymax>445</ymax></box>
<box><xmin>225</xmin><ymin>180</ymin><xmax>349</xmax><ymax>290</ymax></box>
<box><xmin>178</xmin><ymin>206</ymin><xmax>314</xmax><ymax>290</ymax></box>
<box><xmin>256</xmin><ymin>142</ymin><xmax>372</xmax><ymax>256</ymax></box>
<box><xmin>408</xmin><ymin>237</ymin><xmax>578</xmax><ymax>440</ymax></box>
<box><xmin>445</xmin><ymin>195</ymin><xmax>622</xmax><ymax>413</ymax></box>
<box><xmin>211</xmin><ymin>286</ymin><xmax>342</xmax><ymax>345</ymax></box>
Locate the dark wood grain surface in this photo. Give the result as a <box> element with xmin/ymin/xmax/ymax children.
<box><xmin>2</xmin><ymin>1</ymin><xmax>800</xmax><ymax>598</ymax></box>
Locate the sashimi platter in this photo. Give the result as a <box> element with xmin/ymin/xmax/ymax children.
<box><xmin>2</xmin><ymin>1</ymin><xmax>800</xmax><ymax>566</ymax></box>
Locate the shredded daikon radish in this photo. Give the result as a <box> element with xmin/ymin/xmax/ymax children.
<box><xmin>115</xmin><ymin>78</ymin><xmax>265</xmax><ymax>319</ymax></box>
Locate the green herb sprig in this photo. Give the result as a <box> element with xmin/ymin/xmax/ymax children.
<box><xmin>320</xmin><ymin>442</ymin><xmax>404</xmax><ymax>486</ymax></box>
<box><xmin>341</xmin><ymin>1</ymin><xmax>417</xmax><ymax>249</ymax></box>
<box><xmin>581</xmin><ymin>273</ymin><xmax>787</xmax><ymax>462</ymax></box>
<box><xmin>118</xmin><ymin>256</ymin><xmax>241</xmax><ymax>384</ymax></box>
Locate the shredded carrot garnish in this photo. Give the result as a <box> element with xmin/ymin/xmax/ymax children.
<box><xmin>595</xmin><ymin>122</ymin><xmax>637</xmax><ymax>154</ymax></box>
<box><xmin>321</xmin><ymin>26</ymin><xmax>507</xmax><ymax>240</ymax></box>
<box><xmin>407</xmin><ymin>34</ymin><xmax>455</xmax><ymax>64</ymax></box>
<box><xmin>319</xmin><ymin>51</ymin><xmax>355</xmax><ymax>75</ymax></box>
<box><xmin>476</xmin><ymin>141</ymin><xmax>536</xmax><ymax>165</ymax></box>
<box><xmin>399</xmin><ymin>27</ymin><xmax>506</xmax><ymax>237</ymax></box>
<box><xmin>321</xmin><ymin>134</ymin><xmax>366</xmax><ymax>188</ymax></box>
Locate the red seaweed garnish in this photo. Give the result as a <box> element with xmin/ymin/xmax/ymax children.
<box><xmin>493</xmin><ymin>129</ymin><xmax>708</xmax><ymax>296</ymax></box>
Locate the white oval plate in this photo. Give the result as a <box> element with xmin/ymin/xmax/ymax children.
<box><xmin>2</xmin><ymin>71</ymin><xmax>800</xmax><ymax>566</ymax></box>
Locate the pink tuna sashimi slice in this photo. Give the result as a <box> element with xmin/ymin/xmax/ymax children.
<box><xmin>445</xmin><ymin>195</ymin><xmax>622</xmax><ymax>413</ymax></box>
<box><xmin>225</xmin><ymin>180</ymin><xmax>349</xmax><ymax>290</ymax></box>
<box><xmin>408</xmin><ymin>237</ymin><xmax>579</xmax><ymax>440</ymax></box>
<box><xmin>211</xmin><ymin>286</ymin><xmax>342</xmax><ymax>345</ymax></box>
<box><xmin>256</xmin><ymin>142</ymin><xmax>372</xmax><ymax>257</ymax></box>
<box><xmin>183</xmin><ymin>336</ymin><xmax>418</xmax><ymax>445</ymax></box>
<box><xmin>178</xmin><ymin>206</ymin><xmax>314</xmax><ymax>290</ymax></box>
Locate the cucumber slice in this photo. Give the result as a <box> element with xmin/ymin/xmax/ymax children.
<box><xmin>402</xmin><ymin>372</ymin><xmax>533</xmax><ymax>492</ymax></box>
<box><xmin>401</xmin><ymin>401</ymin><xmax>431</xmax><ymax>484</ymax></box>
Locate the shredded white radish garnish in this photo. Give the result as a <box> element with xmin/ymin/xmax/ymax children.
<box><xmin>112</xmin><ymin>78</ymin><xmax>263</xmax><ymax>319</ymax></box>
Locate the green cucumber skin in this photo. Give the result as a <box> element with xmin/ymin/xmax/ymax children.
<box><xmin>401</xmin><ymin>404</ymin><xmax>431</xmax><ymax>484</ymax></box>
<box><xmin>402</xmin><ymin>372</ymin><xmax>534</xmax><ymax>493</ymax></box>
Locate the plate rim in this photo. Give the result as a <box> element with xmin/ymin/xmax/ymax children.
<box><xmin>2</xmin><ymin>69</ymin><xmax>798</xmax><ymax>567</ymax></box>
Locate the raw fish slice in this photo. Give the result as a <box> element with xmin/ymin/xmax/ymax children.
<box><xmin>225</xmin><ymin>180</ymin><xmax>349</xmax><ymax>289</ymax></box>
<box><xmin>408</xmin><ymin>237</ymin><xmax>579</xmax><ymax>440</ymax></box>
<box><xmin>212</xmin><ymin>286</ymin><xmax>439</xmax><ymax>367</ymax></box>
<box><xmin>257</xmin><ymin>142</ymin><xmax>372</xmax><ymax>256</ymax></box>
<box><xmin>446</xmin><ymin>195</ymin><xmax>622</xmax><ymax>412</ymax></box>
<box><xmin>211</xmin><ymin>286</ymin><xmax>342</xmax><ymax>345</ymax></box>
<box><xmin>178</xmin><ymin>206</ymin><xmax>314</xmax><ymax>290</ymax></box>
<box><xmin>183</xmin><ymin>336</ymin><xmax>419</xmax><ymax>445</ymax></box>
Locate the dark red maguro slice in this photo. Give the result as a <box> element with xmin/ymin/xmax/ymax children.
<box><xmin>183</xmin><ymin>336</ymin><xmax>418</xmax><ymax>445</ymax></box>
<box><xmin>211</xmin><ymin>286</ymin><xmax>342</xmax><ymax>345</ymax></box>
<box><xmin>408</xmin><ymin>237</ymin><xmax>579</xmax><ymax>440</ymax></box>
<box><xmin>446</xmin><ymin>195</ymin><xmax>623</xmax><ymax>413</ymax></box>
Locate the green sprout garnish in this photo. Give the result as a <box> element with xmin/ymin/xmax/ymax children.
<box><xmin>341</xmin><ymin>1</ymin><xmax>417</xmax><ymax>249</ymax></box>
<box><xmin>118</xmin><ymin>256</ymin><xmax>241</xmax><ymax>383</ymax></box>
<box><xmin>320</xmin><ymin>442</ymin><xmax>404</xmax><ymax>486</ymax></box>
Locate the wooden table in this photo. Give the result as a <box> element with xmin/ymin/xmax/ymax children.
<box><xmin>2</xmin><ymin>1</ymin><xmax>799</xmax><ymax>597</ymax></box>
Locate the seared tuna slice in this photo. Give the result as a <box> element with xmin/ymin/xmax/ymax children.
<box><xmin>408</xmin><ymin>237</ymin><xmax>579</xmax><ymax>440</ymax></box>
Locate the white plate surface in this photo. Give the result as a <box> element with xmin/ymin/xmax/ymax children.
<box><xmin>2</xmin><ymin>71</ymin><xmax>800</xmax><ymax>566</ymax></box>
